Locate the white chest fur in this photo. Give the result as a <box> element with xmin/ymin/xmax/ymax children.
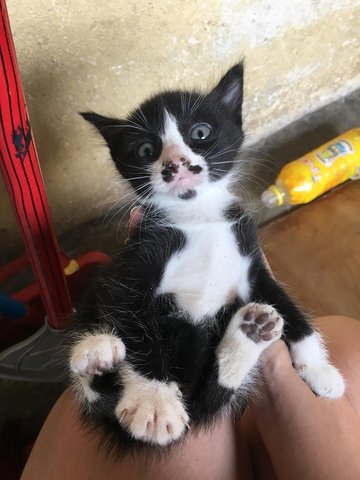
<box><xmin>157</xmin><ymin>221</ymin><xmax>251</xmax><ymax>322</ymax></box>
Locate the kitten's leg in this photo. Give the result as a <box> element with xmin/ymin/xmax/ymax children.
<box><xmin>289</xmin><ymin>331</ymin><xmax>345</xmax><ymax>399</ymax></box>
<box><xmin>256</xmin><ymin>265</ymin><xmax>345</xmax><ymax>398</ymax></box>
<box><xmin>115</xmin><ymin>364</ymin><xmax>189</xmax><ymax>446</ymax></box>
<box><xmin>216</xmin><ymin>303</ymin><xmax>283</xmax><ymax>390</ymax></box>
<box><xmin>69</xmin><ymin>332</ymin><xmax>126</xmax><ymax>403</ymax></box>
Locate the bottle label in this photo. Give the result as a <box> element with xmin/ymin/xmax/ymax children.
<box><xmin>302</xmin><ymin>157</ymin><xmax>322</xmax><ymax>183</ymax></box>
<box><xmin>315</xmin><ymin>140</ymin><xmax>354</xmax><ymax>166</ymax></box>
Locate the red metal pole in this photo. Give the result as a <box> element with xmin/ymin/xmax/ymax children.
<box><xmin>0</xmin><ymin>0</ymin><xmax>73</xmax><ymax>329</ymax></box>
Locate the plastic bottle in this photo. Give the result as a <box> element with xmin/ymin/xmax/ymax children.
<box><xmin>261</xmin><ymin>128</ymin><xmax>360</xmax><ymax>208</ymax></box>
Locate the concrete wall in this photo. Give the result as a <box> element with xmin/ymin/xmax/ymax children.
<box><xmin>2</xmin><ymin>0</ymin><xmax>360</xmax><ymax>255</ymax></box>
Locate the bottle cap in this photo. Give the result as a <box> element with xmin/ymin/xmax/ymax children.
<box><xmin>261</xmin><ymin>185</ymin><xmax>284</xmax><ymax>208</ymax></box>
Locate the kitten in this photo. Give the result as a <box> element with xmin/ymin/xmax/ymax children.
<box><xmin>68</xmin><ymin>63</ymin><xmax>345</xmax><ymax>455</ymax></box>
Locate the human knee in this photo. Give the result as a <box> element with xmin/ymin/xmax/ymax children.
<box><xmin>314</xmin><ymin>315</ymin><xmax>360</xmax><ymax>347</ymax></box>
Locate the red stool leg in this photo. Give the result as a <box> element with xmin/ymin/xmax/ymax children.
<box><xmin>0</xmin><ymin>0</ymin><xmax>73</xmax><ymax>330</ymax></box>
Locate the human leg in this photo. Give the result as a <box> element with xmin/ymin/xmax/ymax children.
<box><xmin>247</xmin><ymin>315</ymin><xmax>360</xmax><ymax>480</ymax></box>
<box><xmin>21</xmin><ymin>389</ymin><xmax>252</xmax><ymax>480</ymax></box>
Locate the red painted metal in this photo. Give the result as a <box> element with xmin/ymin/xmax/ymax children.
<box><xmin>0</xmin><ymin>0</ymin><xmax>73</xmax><ymax>329</ymax></box>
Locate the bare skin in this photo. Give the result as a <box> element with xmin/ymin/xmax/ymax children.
<box><xmin>21</xmin><ymin>315</ymin><xmax>360</xmax><ymax>480</ymax></box>
<box><xmin>244</xmin><ymin>316</ymin><xmax>360</xmax><ymax>480</ymax></box>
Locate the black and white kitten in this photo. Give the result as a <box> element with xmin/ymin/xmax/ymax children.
<box><xmin>68</xmin><ymin>63</ymin><xmax>344</xmax><ymax>453</ymax></box>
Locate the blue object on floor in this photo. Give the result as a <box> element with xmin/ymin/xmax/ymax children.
<box><xmin>0</xmin><ymin>293</ymin><xmax>27</xmax><ymax>320</ymax></box>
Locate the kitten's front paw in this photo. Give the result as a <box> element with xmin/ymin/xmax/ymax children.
<box><xmin>296</xmin><ymin>362</ymin><xmax>345</xmax><ymax>399</ymax></box>
<box><xmin>70</xmin><ymin>333</ymin><xmax>126</xmax><ymax>377</ymax></box>
<box><xmin>115</xmin><ymin>377</ymin><xmax>189</xmax><ymax>446</ymax></box>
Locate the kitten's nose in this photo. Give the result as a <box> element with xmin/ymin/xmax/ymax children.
<box><xmin>163</xmin><ymin>154</ymin><xmax>189</xmax><ymax>168</ymax></box>
<box><xmin>161</xmin><ymin>157</ymin><xmax>182</xmax><ymax>183</ymax></box>
<box><xmin>161</xmin><ymin>155</ymin><xmax>202</xmax><ymax>183</ymax></box>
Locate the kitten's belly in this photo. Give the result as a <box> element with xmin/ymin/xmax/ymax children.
<box><xmin>157</xmin><ymin>224</ymin><xmax>251</xmax><ymax>322</ymax></box>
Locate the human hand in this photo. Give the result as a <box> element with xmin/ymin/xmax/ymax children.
<box><xmin>124</xmin><ymin>206</ymin><xmax>144</xmax><ymax>244</ymax></box>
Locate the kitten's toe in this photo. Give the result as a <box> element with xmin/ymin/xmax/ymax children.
<box><xmin>70</xmin><ymin>333</ymin><xmax>126</xmax><ymax>377</ymax></box>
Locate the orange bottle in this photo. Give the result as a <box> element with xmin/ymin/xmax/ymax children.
<box><xmin>261</xmin><ymin>129</ymin><xmax>360</xmax><ymax>208</ymax></box>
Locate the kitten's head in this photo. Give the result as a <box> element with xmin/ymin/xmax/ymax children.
<box><xmin>81</xmin><ymin>63</ymin><xmax>244</xmax><ymax>202</ymax></box>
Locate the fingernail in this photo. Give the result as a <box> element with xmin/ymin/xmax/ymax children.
<box><xmin>130</xmin><ymin>207</ymin><xmax>139</xmax><ymax>216</ymax></box>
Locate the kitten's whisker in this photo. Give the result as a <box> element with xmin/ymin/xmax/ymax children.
<box><xmin>106</xmin><ymin>182</ymin><xmax>152</xmax><ymax>226</ymax></box>
<box><xmin>190</xmin><ymin>93</ymin><xmax>204</xmax><ymax>115</ymax></box>
<box><xmin>186</xmin><ymin>92</ymin><xmax>192</xmax><ymax>118</ymax></box>
<box><xmin>213</xmin><ymin>159</ymin><xmax>278</xmax><ymax>175</ymax></box>
<box><xmin>203</xmin><ymin>138</ymin><xmax>221</xmax><ymax>158</ymax></box>
<box><xmin>119</xmin><ymin>161</ymin><xmax>150</xmax><ymax>172</ymax></box>
<box><xmin>136</xmin><ymin>108</ymin><xmax>152</xmax><ymax>132</ymax></box>
<box><xmin>115</xmin><ymin>189</ymin><xmax>152</xmax><ymax>239</ymax></box>
<box><xmin>206</xmin><ymin>138</ymin><xmax>242</xmax><ymax>160</ymax></box>
<box><xmin>122</xmin><ymin>123</ymin><xmax>147</xmax><ymax>133</ymax></box>
<box><xmin>180</xmin><ymin>91</ymin><xmax>186</xmax><ymax>116</ymax></box>
<box><xmin>239</xmin><ymin>173</ymin><xmax>268</xmax><ymax>190</ymax></box>
<box><xmin>104</xmin><ymin>193</ymin><xmax>134</xmax><ymax>224</ymax></box>
<box><xmin>239</xmin><ymin>147</ymin><xmax>277</xmax><ymax>162</ymax></box>
<box><xmin>123</xmin><ymin>175</ymin><xmax>151</xmax><ymax>182</ymax></box>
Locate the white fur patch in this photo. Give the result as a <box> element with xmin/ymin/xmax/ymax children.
<box><xmin>216</xmin><ymin>303</ymin><xmax>283</xmax><ymax>389</ymax></box>
<box><xmin>290</xmin><ymin>332</ymin><xmax>345</xmax><ymax>399</ymax></box>
<box><xmin>161</xmin><ymin>110</ymin><xmax>188</xmax><ymax>147</ymax></box>
<box><xmin>115</xmin><ymin>365</ymin><xmax>189</xmax><ymax>446</ymax></box>
<box><xmin>150</xmin><ymin>110</ymin><xmax>208</xmax><ymax>196</ymax></box>
<box><xmin>155</xmin><ymin>174</ymin><xmax>251</xmax><ymax>323</ymax></box>
<box><xmin>70</xmin><ymin>333</ymin><xmax>126</xmax><ymax>404</ymax></box>
<box><xmin>158</xmin><ymin>221</ymin><xmax>251</xmax><ymax>321</ymax></box>
<box><xmin>78</xmin><ymin>376</ymin><xmax>100</xmax><ymax>403</ymax></box>
<box><xmin>70</xmin><ymin>333</ymin><xmax>126</xmax><ymax>376</ymax></box>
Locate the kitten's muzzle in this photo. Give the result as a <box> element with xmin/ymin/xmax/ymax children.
<box><xmin>161</xmin><ymin>156</ymin><xmax>203</xmax><ymax>185</ymax></box>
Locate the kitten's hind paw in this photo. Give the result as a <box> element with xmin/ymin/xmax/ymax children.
<box><xmin>298</xmin><ymin>362</ymin><xmax>345</xmax><ymax>399</ymax></box>
<box><xmin>70</xmin><ymin>333</ymin><xmax>126</xmax><ymax>377</ymax></box>
<box><xmin>115</xmin><ymin>370</ymin><xmax>189</xmax><ymax>446</ymax></box>
<box><xmin>290</xmin><ymin>332</ymin><xmax>345</xmax><ymax>399</ymax></box>
<box><xmin>217</xmin><ymin>303</ymin><xmax>284</xmax><ymax>389</ymax></box>
<box><xmin>239</xmin><ymin>303</ymin><xmax>283</xmax><ymax>344</ymax></box>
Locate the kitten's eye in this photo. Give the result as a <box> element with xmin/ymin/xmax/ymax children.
<box><xmin>136</xmin><ymin>141</ymin><xmax>155</xmax><ymax>159</ymax></box>
<box><xmin>190</xmin><ymin>123</ymin><xmax>212</xmax><ymax>141</ymax></box>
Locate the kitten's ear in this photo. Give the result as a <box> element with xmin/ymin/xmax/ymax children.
<box><xmin>80</xmin><ymin>111</ymin><xmax>123</xmax><ymax>151</ymax></box>
<box><xmin>210</xmin><ymin>62</ymin><xmax>244</xmax><ymax>125</ymax></box>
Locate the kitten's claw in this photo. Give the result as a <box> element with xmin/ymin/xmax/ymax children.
<box><xmin>70</xmin><ymin>333</ymin><xmax>126</xmax><ymax>377</ymax></box>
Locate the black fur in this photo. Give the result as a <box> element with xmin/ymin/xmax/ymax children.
<box><xmin>69</xmin><ymin>63</ymin><xmax>314</xmax><ymax>457</ymax></box>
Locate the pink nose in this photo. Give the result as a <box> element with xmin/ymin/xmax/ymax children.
<box><xmin>161</xmin><ymin>156</ymin><xmax>202</xmax><ymax>183</ymax></box>
<box><xmin>161</xmin><ymin>155</ymin><xmax>188</xmax><ymax>182</ymax></box>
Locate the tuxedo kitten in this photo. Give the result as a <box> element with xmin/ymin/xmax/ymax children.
<box><xmin>68</xmin><ymin>63</ymin><xmax>345</xmax><ymax>455</ymax></box>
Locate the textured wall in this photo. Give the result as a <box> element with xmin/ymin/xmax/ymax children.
<box><xmin>1</xmin><ymin>0</ymin><xmax>360</xmax><ymax>254</ymax></box>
